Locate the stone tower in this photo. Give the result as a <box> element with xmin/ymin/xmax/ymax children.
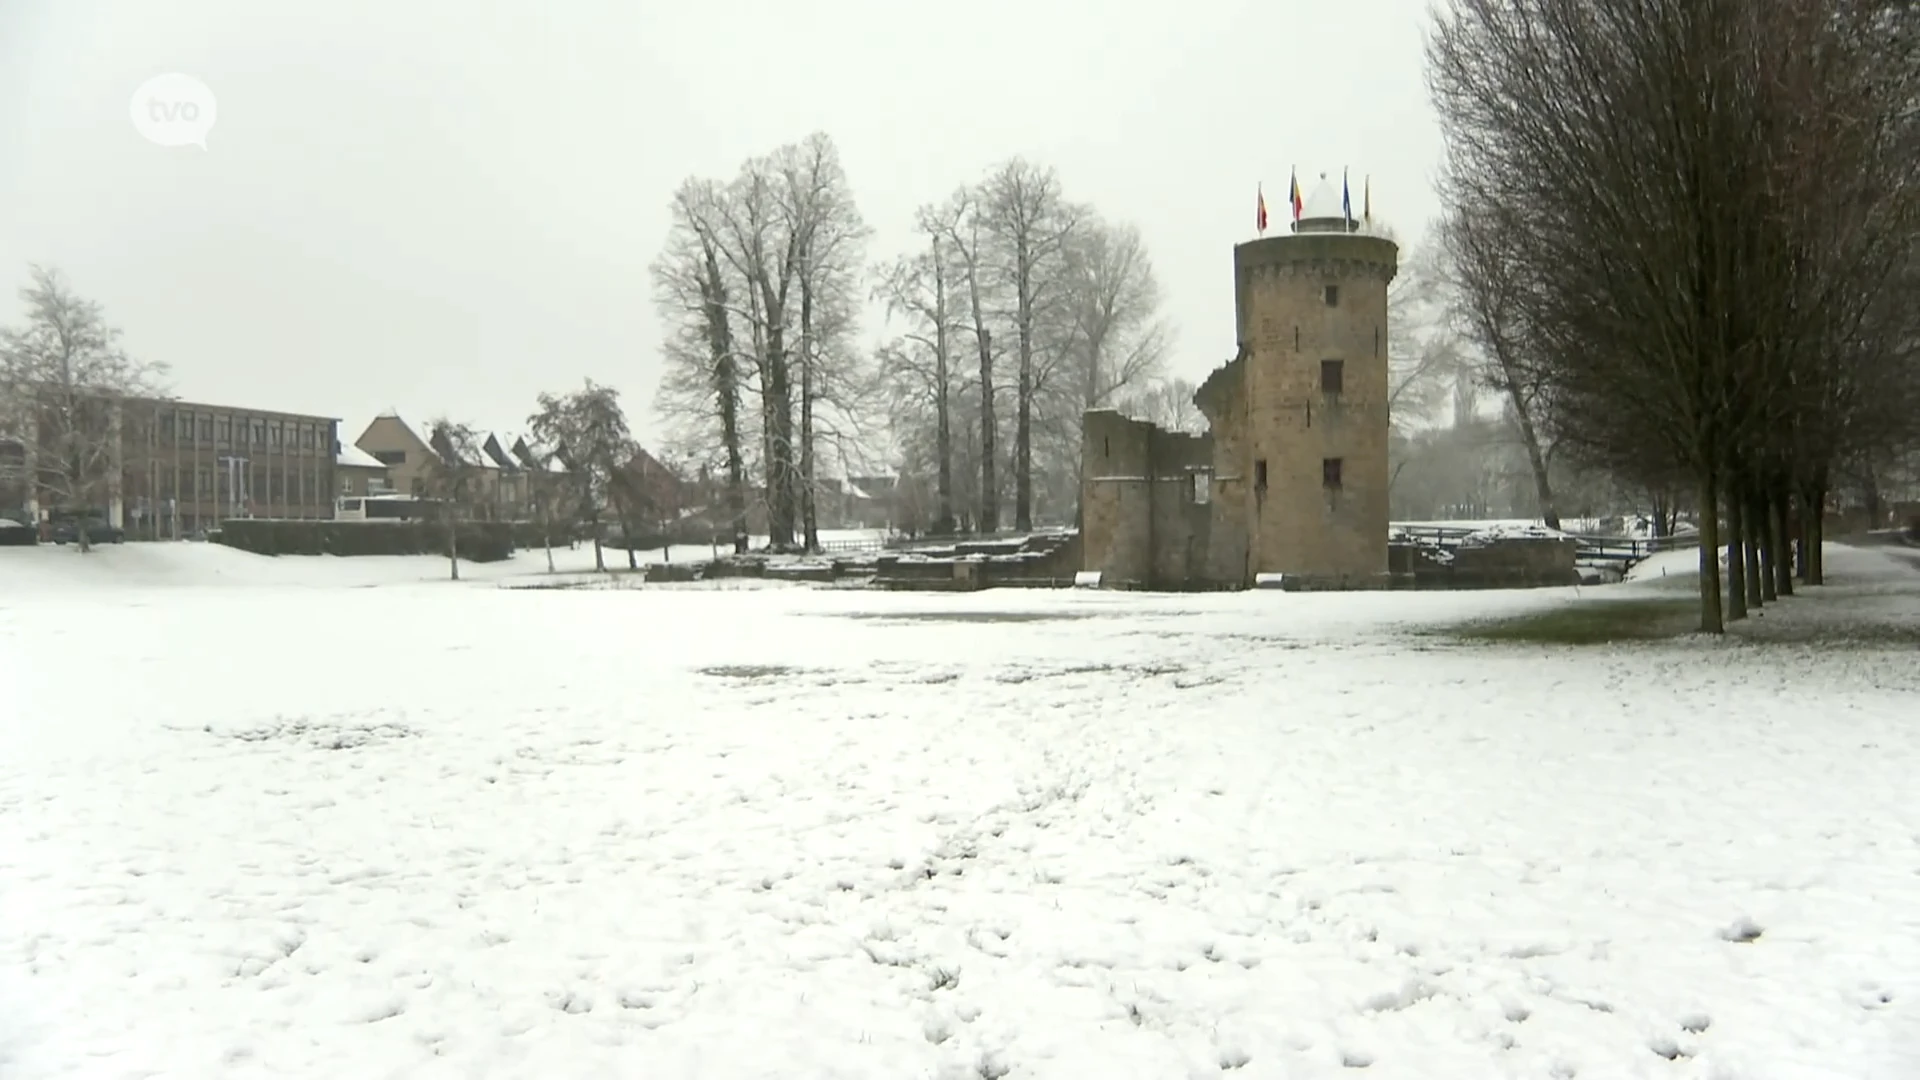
<box><xmin>1198</xmin><ymin>173</ymin><xmax>1399</xmax><ymax>586</ymax></box>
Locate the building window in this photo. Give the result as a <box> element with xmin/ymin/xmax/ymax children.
<box><xmin>1323</xmin><ymin>457</ymin><xmax>1344</xmax><ymax>489</ymax></box>
<box><xmin>1324</xmin><ymin>285</ymin><xmax>1340</xmax><ymax>306</ymax></box>
<box><xmin>1293</xmin><ymin>326</ymin><xmax>1301</xmax><ymax>350</ymax></box>
<box><xmin>198</xmin><ymin>416</ymin><xmax>213</xmax><ymax>443</ymax></box>
<box><xmin>1102</xmin><ymin>437</ymin><xmax>1110</xmax><ymax>458</ymax></box>
<box><xmin>1374</xmin><ymin>326</ymin><xmax>1380</xmax><ymax>357</ymax></box>
<box><xmin>217</xmin><ymin>416</ymin><xmax>232</xmax><ymax>443</ymax></box>
<box><xmin>1191</xmin><ymin>470</ymin><xmax>1212</xmax><ymax>505</ymax></box>
<box><xmin>1321</xmin><ymin>359</ymin><xmax>1344</xmax><ymax>395</ymax></box>
<box><xmin>196</xmin><ymin>467</ymin><xmax>212</xmax><ymax>494</ymax></box>
<box><xmin>340</xmin><ymin>475</ymin><xmax>354</xmax><ymax>495</ymax></box>
<box><xmin>302</xmin><ymin>426</ymin><xmax>316</xmax><ymax>450</ymax></box>
<box><xmin>159</xmin><ymin>413</ymin><xmax>175</xmax><ymax>440</ymax></box>
<box><xmin>1254</xmin><ymin>459</ymin><xmax>1268</xmax><ymax>490</ymax></box>
<box><xmin>252</xmin><ymin>420</ymin><xmax>266</xmax><ymax>445</ymax></box>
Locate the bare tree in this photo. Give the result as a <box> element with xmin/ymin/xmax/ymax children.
<box><xmin>776</xmin><ymin>134</ymin><xmax>872</xmax><ymax>552</ymax></box>
<box><xmin>423</xmin><ymin>420</ymin><xmax>484</xmax><ymax>581</ymax></box>
<box><xmin>1427</xmin><ymin>0</ymin><xmax>1920</xmax><ymax>631</ymax></box>
<box><xmin>876</xmin><ymin>202</ymin><xmax>976</xmax><ymax>535</ymax></box>
<box><xmin>0</xmin><ymin>266</ymin><xmax>169</xmax><ymax>551</ymax></box>
<box><xmin>1432</xmin><ymin>212</ymin><xmax>1559</xmax><ymax>527</ymax></box>
<box><xmin>977</xmin><ymin>159</ymin><xmax>1083</xmax><ymax>532</ymax></box>
<box><xmin>925</xmin><ymin>187</ymin><xmax>1004</xmax><ymax>532</ymax></box>
<box><xmin>1114</xmin><ymin>377</ymin><xmax>1203</xmax><ymax>434</ymax></box>
<box><xmin>653</xmin><ymin>178</ymin><xmax>751</xmax><ymax>554</ymax></box>
<box><xmin>1062</xmin><ymin>216</ymin><xmax>1169</xmax><ymax>412</ymax></box>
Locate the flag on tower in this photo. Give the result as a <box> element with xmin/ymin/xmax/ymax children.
<box><xmin>1364</xmin><ymin>174</ymin><xmax>1372</xmax><ymax>228</ymax></box>
<box><xmin>1288</xmin><ymin>167</ymin><xmax>1303</xmax><ymax>222</ymax></box>
<box><xmin>1256</xmin><ymin>184</ymin><xmax>1268</xmax><ymax>236</ymax></box>
<box><xmin>1342</xmin><ymin>168</ymin><xmax>1352</xmax><ymax>225</ymax></box>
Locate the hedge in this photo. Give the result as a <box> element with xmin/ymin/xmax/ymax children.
<box><xmin>215</xmin><ymin>518</ymin><xmax>515</xmax><ymax>562</ymax></box>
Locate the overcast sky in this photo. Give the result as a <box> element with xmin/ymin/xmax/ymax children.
<box><xmin>0</xmin><ymin>0</ymin><xmax>1442</xmax><ymax>447</ymax></box>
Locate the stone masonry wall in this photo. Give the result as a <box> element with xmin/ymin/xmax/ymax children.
<box><xmin>1232</xmin><ymin>234</ymin><xmax>1397</xmax><ymax>583</ymax></box>
<box><xmin>1081</xmin><ymin>410</ymin><xmax>1213</xmax><ymax>587</ymax></box>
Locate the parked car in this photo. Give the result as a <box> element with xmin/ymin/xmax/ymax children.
<box><xmin>50</xmin><ymin>518</ymin><xmax>123</xmax><ymax>545</ymax></box>
<box><xmin>0</xmin><ymin>517</ymin><xmax>36</xmax><ymax>546</ymax></box>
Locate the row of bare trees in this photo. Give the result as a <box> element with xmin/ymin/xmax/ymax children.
<box><xmin>1427</xmin><ymin>0</ymin><xmax>1920</xmax><ymax>632</ymax></box>
<box><xmin>650</xmin><ymin>134</ymin><xmax>1173</xmax><ymax>551</ymax></box>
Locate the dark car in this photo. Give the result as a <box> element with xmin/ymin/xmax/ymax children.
<box><xmin>50</xmin><ymin>518</ymin><xmax>124</xmax><ymax>545</ymax></box>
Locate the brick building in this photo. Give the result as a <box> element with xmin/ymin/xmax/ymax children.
<box><xmin>1081</xmin><ymin>173</ymin><xmax>1398</xmax><ymax>588</ymax></box>
<box><xmin>128</xmin><ymin>399</ymin><xmax>342</xmax><ymax>537</ymax></box>
<box><xmin>1</xmin><ymin>393</ymin><xmax>341</xmax><ymax>538</ymax></box>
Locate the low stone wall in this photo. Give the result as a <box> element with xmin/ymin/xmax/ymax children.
<box><xmin>871</xmin><ymin>532</ymin><xmax>1082</xmax><ymax>591</ymax></box>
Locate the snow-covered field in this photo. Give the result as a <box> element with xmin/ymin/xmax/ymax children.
<box><xmin>2</xmin><ymin>542</ymin><xmax>1917</xmax><ymax>1079</ymax></box>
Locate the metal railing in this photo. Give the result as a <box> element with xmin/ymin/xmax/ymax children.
<box><xmin>1389</xmin><ymin>523</ymin><xmax>1701</xmax><ymax>568</ymax></box>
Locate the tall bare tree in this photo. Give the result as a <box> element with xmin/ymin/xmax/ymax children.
<box><xmin>1432</xmin><ymin>212</ymin><xmax>1559</xmax><ymax>527</ymax></box>
<box><xmin>977</xmin><ymin>159</ymin><xmax>1083</xmax><ymax>531</ymax></box>
<box><xmin>874</xmin><ymin>221</ymin><xmax>967</xmax><ymax>534</ymax></box>
<box><xmin>654</xmin><ymin>177</ymin><xmax>751</xmax><ymax>553</ymax></box>
<box><xmin>925</xmin><ymin>187</ymin><xmax>1004</xmax><ymax>532</ymax></box>
<box><xmin>0</xmin><ymin>266</ymin><xmax>169</xmax><ymax>551</ymax></box>
<box><xmin>777</xmin><ymin>134</ymin><xmax>872</xmax><ymax>552</ymax></box>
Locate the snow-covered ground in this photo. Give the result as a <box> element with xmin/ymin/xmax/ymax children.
<box><xmin>2</xmin><ymin>543</ymin><xmax>1917</xmax><ymax>1079</ymax></box>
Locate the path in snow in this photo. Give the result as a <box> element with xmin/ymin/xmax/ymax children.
<box><xmin>1</xmin><ymin>544</ymin><xmax>1917</xmax><ymax>1079</ymax></box>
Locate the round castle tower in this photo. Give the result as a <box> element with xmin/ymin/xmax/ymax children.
<box><xmin>1221</xmin><ymin>173</ymin><xmax>1399</xmax><ymax>585</ymax></box>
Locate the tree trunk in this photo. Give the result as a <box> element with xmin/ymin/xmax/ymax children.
<box><xmin>1742</xmin><ymin>483</ymin><xmax>1764</xmax><ymax>610</ymax></box>
<box><xmin>799</xmin><ymin>270</ymin><xmax>820</xmax><ymax>554</ymax></box>
<box><xmin>1862</xmin><ymin>465</ymin><xmax>1883</xmax><ymax>530</ymax></box>
<box><xmin>1511</xmin><ymin>396</ymin><xmax>1559</xmax><ymax>530</ymax></box>
<box><xmin>976</xmin><ymin>325</ymin><xmax>997</xmax><ymax>534</ymax></box>
<box><xmin>1015</xmin><ymin>328</ymin><xmax>1034</xmax><ymax>533</ymax></box>
<box><xmin>1696</xmin><ymin>464</ymin><xmax>1724</xmax><ymax>634</ymax></box>
<box><xmin>932</xmin><ymin>242</ymin><xmax>955</xmax><ymax>535</ymax></box>
<box><xmin>699</xmin><ymin>245</ymin><xmax>750</xmax><ymax>556</ymax></box>
<box><xmin>1752</xmin><ymin>488</ymin><xmax>1775</xmax><ymax>603</ymax></box>
<box><xmin>447</xmin><ymin>517</ymin><xmax>460</xmax><ymax>581</ymax></box>
<box><xmin>1806</xmin><ymin>470</ymin><xmax>1828</xmax><ymax>585</ymax></box>
<box><xmin>1724</xmin><ymin>483</ymin><xmax>1747</xmax><ymax>622</ymax></box>
<box><xmin>1772</xmin><ymin>487</ymin><xmax>1794</xmax><ymax>597</ymax></box>
<box><xmin>542</xmin><ymin>500</ymin><xmax>555</xmax><ymax>573</ymax></box>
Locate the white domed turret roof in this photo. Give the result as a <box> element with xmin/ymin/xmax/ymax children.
<box><xmin>1301</xmin><ymin>174</ymin><xmax>1344</xmax><ymax>220</ymax></box>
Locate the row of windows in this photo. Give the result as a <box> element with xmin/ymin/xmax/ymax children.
<box><xmin>1248</xmin><ymin>457</ymin><xmax>1344</xmax><ymax>490</ymax></box>
<box><xmin>156</xmin><ymin>411</ymin><xmax>326</xmax><ymax>453</ymax></box>
<box><xmin>1180</xmin><ymin>457</ymin><xmax>1346</xmax><ymax>505</ymax></box>
<box><xmin>141</xmin><ymin>465</ymin><xmax>329</xmax><ymax>503</ymax></box>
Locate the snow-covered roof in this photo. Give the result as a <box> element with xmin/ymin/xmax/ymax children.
<box><xmin>336</xmin><ymin>443</ymin><xmax>385</xmax><ymax>470</ymax></box>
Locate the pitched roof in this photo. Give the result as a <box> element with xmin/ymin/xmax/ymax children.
<box><xmin>336</xmin><ymin>443</ymin><xmax>385</xmax><ymax>470</ymax></box>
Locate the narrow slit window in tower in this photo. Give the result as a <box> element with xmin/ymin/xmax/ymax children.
<box><xmin>1324</xmin><ymin>285</ymin><xmax>1340</xmax><ymax>306</ymax></box>
<box><xmin>1255</xmin><ymin>459</ymin><xmax>1269</xmax><ymax>490</ymax></box>
<box><xmin>1294</xmin><ymin>326</ymin><xmax>1301</xmax><ymax>350</ymax></box>
<box><xmin>1192</xmin><ymin>469</ymin><xmax>1212</xmax><ymax>505</ymax></box>
<box><xmin>1322</xmin><ymin>457</ymin><xmax>1344</xmax><ymax>490</ymax></box>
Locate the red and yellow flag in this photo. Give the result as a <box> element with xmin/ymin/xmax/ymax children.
<box><xmin>1256</xmin><ymin>184</ymin><xmax>1268</xmax><ymax>235</ymax></box>
<box><xmin>1289</xmin><ymin>167</ymin><xmax>1304</xmax><ymax>221</ymax></box>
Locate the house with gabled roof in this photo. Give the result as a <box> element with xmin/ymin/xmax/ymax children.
<box><xmin>352</xmin><ymin>410</ymin><xmax>439</xmax><ymax>499</ymax></box>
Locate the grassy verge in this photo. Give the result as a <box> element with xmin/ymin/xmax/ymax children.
<box><xmin>1440</xmin><ymin>596</ymin><xmax>1701</xmax><ymax>645</ymax></box>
